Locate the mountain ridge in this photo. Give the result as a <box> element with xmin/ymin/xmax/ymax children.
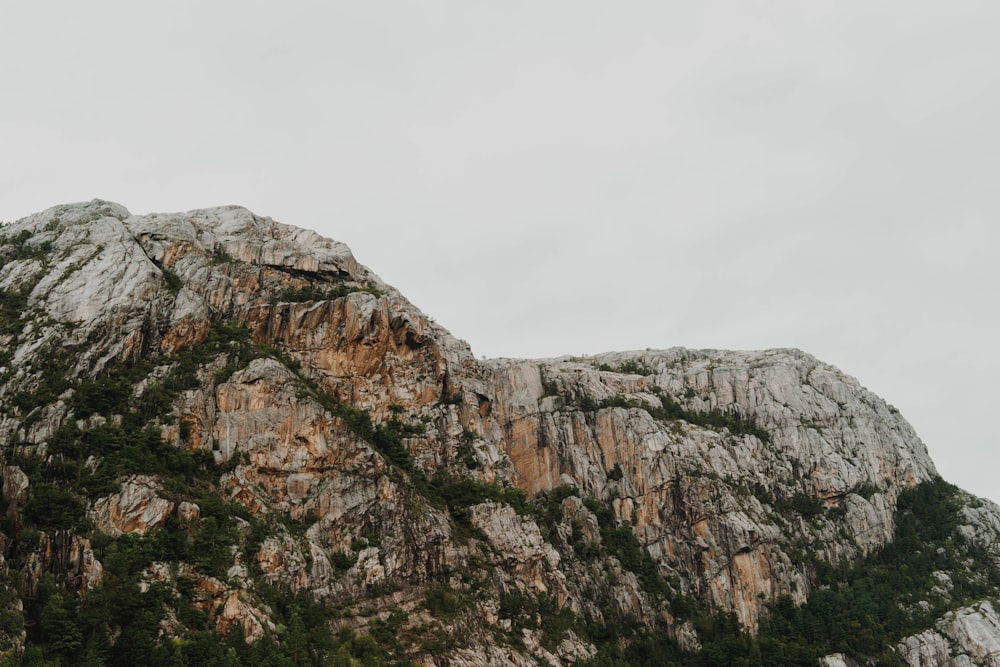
<box><xmin>0</xmin><ymin>200</ymin><xmax>998</xmax><ymax>666</ymax></box>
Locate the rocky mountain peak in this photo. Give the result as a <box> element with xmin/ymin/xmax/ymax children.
<box><xmin>0</xmin><ymin>201</ymin><xmax>996</xmax><ymax>666</ymax></box>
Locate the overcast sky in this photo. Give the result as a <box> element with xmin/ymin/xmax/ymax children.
<box><xmin>2</xmin><ymin>2</ymin><xmax>998</xmax><ymax>504</ymax></box>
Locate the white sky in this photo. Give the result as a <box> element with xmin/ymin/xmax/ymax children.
<box><xmin>2</xmin><ymin>2</ymin><xmax>998</xmax><ymax>503</ymax></box>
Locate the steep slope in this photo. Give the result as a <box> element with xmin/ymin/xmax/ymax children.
<box><xmin>0</xmin><ymin>200</ymin><xmax>998</xmax><ymax>666</ymax></box>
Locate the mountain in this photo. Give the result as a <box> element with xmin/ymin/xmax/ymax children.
<box><xmin>1</xmin><ymin>200</ymin><xmax>999</xmax><ymax>666</ymax></box>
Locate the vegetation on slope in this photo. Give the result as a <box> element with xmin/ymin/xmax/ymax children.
<box><xmin>3</xmin><ymin>349</ymin><xmax>995</xmax><ymax>666</ymax></box>
<box><xmin>0</xmin><ymin>319</ymin><xmax>422</xmax><ymax>666</ymax></box>
<box><xmin>578</xmin><ymin>477</ymin><xmax>1000</xmax><ymax>666</ymax></box>
<box><xmin>2</xmin><ymin>230</ymin><xmax>998</xmax><ymax>666</ymax></box>
<box><xmin>574</xmin><ymin>387</ymin><xmax>772</xmax><ymax>444</ymax></box>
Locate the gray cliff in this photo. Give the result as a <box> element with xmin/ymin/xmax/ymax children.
<box><xmin>0</xmin><ymin>200</ymin><xmax>998</xmax><ymax>665</ymax></box>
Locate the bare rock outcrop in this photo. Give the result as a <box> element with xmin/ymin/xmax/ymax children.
<box><xmin>819</xmin><ymin>655</ymin><xmax>862</xmax><ymax>667</ymax></box>
<box><xmin>1</xmin><ymin>199</ymin><xmax>996</xmax><ymax>665</ymax></box>
<box><xmin>899</xmin><ymin>601</ymin><xmax>1000</xmax><ymax>666</ymax></box>
<box><xmin>463</xmin><ymin>349</ymin><xmax>937</xmax><ymax>629</ymax></box>
<box><xmin>89</xmin><ymin>475</ymin><xmax>174</xmax><ymax>536</ymax></box>
<box><xmin>23</xmin><ymin>532</ymin><xmax>102</xmax><ymax>594</ymax></box>
<box><xmin>470</xmin><ymin>501</ymin><xmax>565</xmax><ymax>599</ymax></box>
<box><xmin>1</xmin><ymin>466</ymin><xmax>28</xmax><ymax>522</ymax></box>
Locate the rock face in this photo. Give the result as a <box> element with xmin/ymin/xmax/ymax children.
<box><xmin>898</xmin><ymin>601</ymin><xmax>1000</xmax><ymax>666</ymax></box>
<box><xmin>473</xmin><ymin>350</ymin><xmax>936</xmax><ymax>629</ymax></box>
<box><xmin>89</xmin><ymin>476</ymin><xmax>174</xmax><ymax>536</ymax></box>
<box><xmin>1</xmin><ymin>199</ymin><xmax>999</xmax><ymax>665</ymax></box>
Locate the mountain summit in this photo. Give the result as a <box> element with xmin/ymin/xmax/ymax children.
<box><xmin>1</xmin><ymin>200</ymin><xmax>999</xmax><ymax>665</ymax></box>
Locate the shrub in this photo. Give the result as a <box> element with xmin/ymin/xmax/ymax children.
<box><xmin>161</xmin><ymin>267</ymin><xmax>183</xmax><ymax>293</ymax></box>
<box><xmin>424</xmin><ymin>585</ymin><xmax>461</xmax><ymax>617</ymax></box>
